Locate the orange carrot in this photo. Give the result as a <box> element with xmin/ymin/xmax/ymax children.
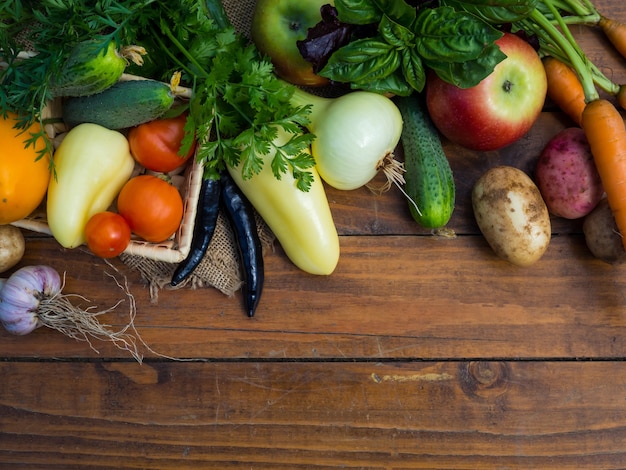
<box><xmin>542</xmin><ymin>56</ymin><xmax>586</xmax><ymax>126</ymax></box>
<box><xmin>598</xmin><ymin>16</ymin><xmax>626</xmax><ymax>61</ymax></box>
<box><xmin>581</xmin><ymin>99</ymin><xmax>626</xmax><ymax>249</ymax></box>
<box><xmin>617</xmin><ymin>86</ymin><xmax>626</xmax><ymax>111</ymax></box>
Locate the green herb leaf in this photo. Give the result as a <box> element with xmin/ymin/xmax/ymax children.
<box><xmin>320</xmin><ymin>37</ymin><xmax>399</xmax><ymax>84</ymax></box>
<box><xmin>354</xmin><ymin>71</ymin><xmax>413</xmax><ymax>96</ymax></box>
<box><xmin>440</xmin><ymin>0</ymin><xmax>538</xmax><ymax>24</ymax></box>
<box><xmin>401</xmin><ymin>49</ymin><xmax>426</xmax><ymax>93</ymax></box>
<box><xmin>414</xmin><ymin>6</ymin><xmax>504</xmax><ymax>63</ymax></box>
<box><xmin>334</xmin><ymin>0</ymin><xmax>382</xmax><ymax>25</ymax></box>
<box><xmin>318</xmin><ymin>1</ymin><xmax>508</xmax><ymax>94</ymax></box>
<box><xmin>379</xmin><ymin>15</ymin><xmax>414</xmax><ymax>48</ymax></box>
<box><xmin>424</xmin><ymin>42</ymin><xmax>507</xmax><ymax>88</ymax></box>
<box><xmin>372</xmin><ymin>0</ymin><xmax>416</xmax><ymax>27</ymax></box>
<box><xmin>272</xmin><ymin>134</ymin><xmax>317</xmax><ymax>193</ymax></box>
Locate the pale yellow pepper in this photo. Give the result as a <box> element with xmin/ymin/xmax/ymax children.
<box><xmin>47</xmin><ymin>123</ymin><xmax>135</xmax><ymax>248</ymax></box>
<box><xmin>227</xmin><ymin>127</ymin><xmax>340</xmax><ymax>275</ymax></box>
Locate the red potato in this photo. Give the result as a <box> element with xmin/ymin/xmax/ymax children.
<box><xmin>535</xmin><ymin>127</ymin><xmax>604</xmax><ymax>219</ymax></box>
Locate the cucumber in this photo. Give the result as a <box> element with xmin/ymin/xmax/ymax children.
<box><xmin>62</xmin><ymin>79</ymin><xmax>175</xmax><ymax>130</ymax></box>
<box><xmin>395</xmin><ymin>94</ymin><xmax>456</xmax><ymax>230</ymax></box>
<box><xmin>49</xmin><ymin>40</ymin><xmax>126</xmax><ymax>98</ymax></box>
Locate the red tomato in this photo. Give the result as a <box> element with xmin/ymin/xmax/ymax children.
<box><xmin>128</xmin><ymin>112</ymin><xmax>196</xmax><ymax>173</ymax></box>
<box><xmin>116</xmin><ymin>174</ymin><xmax>184</xmax><ymax>243</ymax></box>
<box><xmin>84</xmin><ymin>212</ymin><xmax>131</xmax><ymax>258</ymax></box>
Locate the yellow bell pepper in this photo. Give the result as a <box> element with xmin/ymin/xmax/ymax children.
<box><xmin>227</xmin><ymin>127</ymin><xmax>340</xmax><ymax>275</ymax></box>
<box><xmin>47</xmin><ymin>123</ymin><xmax>135</xmax><ymax>248</ymax></box>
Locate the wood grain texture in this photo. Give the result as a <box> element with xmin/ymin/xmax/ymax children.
<box><xmin>1</xmin><ymin>233</ymin><xmax>625</xmax><ymax>361</ymax></box>
<box><xmin>2</xmin><ymin>1</ymin><xmax>626</xmax><ymax>467</ymax></box>
<box><xmin>3</xmin><ymin>361</ymin><xmax>626</xmax><ymax>468</ymax></box>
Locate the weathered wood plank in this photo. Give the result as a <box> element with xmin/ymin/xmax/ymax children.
<box><xmin>2</xmin><ymin>361</ymin><xmax>626</xmax><ymax>468</ymax></box>
<box><xmin>2</xmin><ymin>1</ymin><xmax>626</xmax><ymax>467</ymax></box>
<box><xmin>1</xmin><ymin>233</ymin><xmax>625</xmax><ymax>360</ymax></box>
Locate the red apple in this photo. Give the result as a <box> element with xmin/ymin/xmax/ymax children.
<box><xmin>251</xmin><ymin>0</ymin><xmax>331</xmax><ymax>87</ymax></box>
<box><xmin>425</xmin><ymin>32</ymin><xmax>547</xmax><ymax>151</ymax></box>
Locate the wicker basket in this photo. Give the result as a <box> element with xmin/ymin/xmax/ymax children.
<box><xmin>11</xmin><ymin>74</ymin><xmax>204</xmax><ymax>264</ymax></box>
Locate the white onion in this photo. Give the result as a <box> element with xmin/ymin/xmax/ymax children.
<box><xmin>290</xmin><ymin>87</ymin><xmax>404</xmax><ymax>191</ymax></box>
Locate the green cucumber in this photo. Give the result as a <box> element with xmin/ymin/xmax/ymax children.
<box><xmin>396</xmin><ymin>94</ymin><xmax>456</xmax><ymax>230</ymax></box>
<box><xmin>49</xmin><ymin>40</ymin><xmax>126</xmax><ymax>98</ymax></box>
<box><xmin>62</xmin><ymin>79</ymin><xmax>175</xmax><ymax>130</ymax></box>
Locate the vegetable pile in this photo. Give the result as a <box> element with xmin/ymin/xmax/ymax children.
<box><xmin>1</xmin><ymin>0</ymin><xmax>316</xmax><ymax>188</ymax></box>
<box><xmin>298</xmin><ymin>0</ymin><xmax>626</xmax><ymax>265</ymax></box>
<box><xmin>0</xmin><ymin>0</ymin><xmax>626</xmax><ymax>332</ymax></box>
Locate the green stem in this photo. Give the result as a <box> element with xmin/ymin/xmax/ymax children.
<box><xmin>158</xmin><ymin>23</ymin><xmax>210</xmax><ymax>78</ymax></box>
<box><xmin>552</xmin><ymin>0</ymin><xmax>594</xmax><ymax>16</ymax></box>
<box><xmin>147</xmin><ymin>26</ymin><xmax>196</xmax><ymax>77</ymax></box>
<box><xmin>540</xmin><ymin>42</ymin><xmax>621</xmax><ymax>94</ymax></box>
<box><xmin>535</xmin><ymin>0</ymin><xmax>599</xmax><ymax>24</ymax></box>
<box><xmin>151</xmin><ymin>19</ymin><xmax>256</xmax><ymax>124</ymax></box>
<box><xmin>527</xmin><ymin>7</ymin><xmax>598</xmax><ymax>102</ymax></box>
<box><xmin>555</xmin><ymin>13</ymin><xmax>601</xmax><ymax>25</ymax></box>
<box><xmin>565</xmin><ymin>0</ymin><xmax>598</xmax><ymax>16</ymax></box>
<box><xmin>204</xmin><ymin>0</ymin><xmax>232</xmax><ymax>30</ymax></box>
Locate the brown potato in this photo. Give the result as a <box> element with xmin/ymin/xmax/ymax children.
<box><xmin>582</xmin><ymin>198</ymin><xmax>626</xmax><ymax>264</ymax></box>
<box><xmin>0</xmin><ymin>225</ymin><xmax>25</xmax><ymax>274</ymax></box>
<box><xmin>472</xmin><ymin>166</ymin><xmax>551</xmax><ymax>267</ymax></box>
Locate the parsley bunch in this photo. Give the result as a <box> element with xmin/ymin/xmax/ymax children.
<box><xmin>0</xmin><ymin>0</ymin><xmax>316</xmax><ymax>190</ymax></box>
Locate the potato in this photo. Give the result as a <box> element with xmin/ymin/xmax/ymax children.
<box><xmin>472</xmin><ymin>166</ymin><xmax>551</xmax><ymax>267</ymax></box>
<box><xmin>0</xmin><ymin>225</ymin><xmax>25</xmax><ymax>274</ymax></box>
<box><xmin>535</xmin><ymin>127</ymin><xmax>603</xmax><ymax>219</ymax></box>
<box><xmin>582</xmin><ymin>198</ymin><xmax>626</xmax><ymax>264</ymax></box>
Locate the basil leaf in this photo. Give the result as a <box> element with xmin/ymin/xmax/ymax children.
<box><xmin>319</xmin><ymin>38</ymin><xmax>398</xmax><ymax>83</ymax></box>
<box><xmin>379</xmin><ymin>15</ymin><xmax>414</xmax><ymax>48</ymax></box>
<box><xmin>334</xmin><ymin>0</ymin><xmax>382</xmax><ymax>25</ymax></box>
<box><xmin>415</xmin><ymin>6</ymin><xmax>503</xmax><ymax>63</ymax></box>
<box><xmin>440</xmin><ymin>0</ymin><xmax>538</xmax><ymax>24</ymax></box>
<box><xmin>401</xmin><ymin>48</ymin><xmax>426</xmax><ymax>92</ymax></box>
<box><xmin>372</xmin><ymin>0</ymin><xmax>416</xmax><ymax>28</ymax></box>
<box><xmin>335</xmin><ymin>0</ymin><xmax>417</xmax><ymax>26</ymax></box>
<box><xmin>425</xmin><ymin>42</ymin><xmax>506</xmax><ymax>88</ymax></box>
<box><xmin>353</xmin><ymin>71</ymin><xmax>413</xmax><ymax>96</ymax></box>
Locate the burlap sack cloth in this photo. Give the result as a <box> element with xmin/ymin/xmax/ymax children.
<box><xmin>120</xmin><ymin>0</ymin><xmax>275</xmax><ymax>302</ymax></box>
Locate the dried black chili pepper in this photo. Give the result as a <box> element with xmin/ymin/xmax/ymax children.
<box><xmin>219</xmin><ymin>171</ymin><xmax>264</xmax><ymax>317</ymax></box>
<box><xmin>171</xmin><ymin>176</ymin><xmax>222</xmax><ymax>287</ymax></box>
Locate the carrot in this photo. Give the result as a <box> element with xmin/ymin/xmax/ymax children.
<box><xmin>598</xmin><ymin>16</ymin><xmax>626</xmax><ymax>61</ymax></box>
<box><xmin>581</xmin><ymin>98</ymin><xmax>626</xmax><ymax>249</ymax></box>
<box><xmin>617</xmin><ymin>86</ymin><xmax>626</xmax><ymax>111</ymax></box>
<box><xmin>524</xmin><ymin>4</ymin><xmax>626</xmax><ymax>246</ymax></box>
<box><xmin>542</xmin><ymin>56</ymin><xmax>586</xmax><ymax>126</ymax></box>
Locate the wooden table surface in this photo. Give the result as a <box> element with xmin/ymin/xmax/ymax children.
<box><xmin>3</xmin><ymin>2</ymin><xmax>626</xmax><ymax>468</ymax></box>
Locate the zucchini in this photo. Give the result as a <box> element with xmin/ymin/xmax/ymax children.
<box><xmin>49</xmin><ymin>40</ymin><xmax>126</xmax><ymax>98</ymax></box>
<box><xmin>62</xmin><ymin>79</ymin><xmax>175</xmax><ymax>130</ymax></box>
<box><xmin>396</xmin><ymin>94</ymin><xmax>456</xmax><ymax>230</ymax></box>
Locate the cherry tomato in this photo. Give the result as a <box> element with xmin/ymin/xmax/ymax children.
<box><xmin>116</xmin><ymin>174</ymin><xmax>184</xmax><ymax>243</ymax></box>
<box><xmin>84</xmin><ymin>211</ymin><xmax>131</xmax><ymax>258</ymax></box>
<box><xmin>128</xmin><ymin>112</ymin><xmax>196</xmax><ymax>173</ymax></box>
<box><xmin>0</xmin><ymin>113</ymin><xmax>51</xmax><ymax>224</ymax></box>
